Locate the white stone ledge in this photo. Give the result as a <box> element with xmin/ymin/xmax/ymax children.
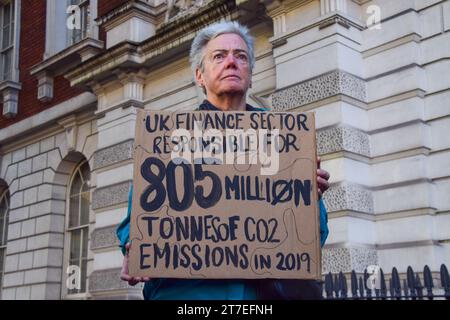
<box><xmin>434</xmin><ymin>211</ymin><xmax>450</xmax><ymax>239</ymax></box>
<box><xmin>370</xmin><ymin>121</ymin><xmax>431</xmax><ymax>157</ymax></box>
<box><xmin>143</xmin><ymin>77</ymin><xmax>196</xmax><ymax>105</ymax></box>
<box><xmin>144</xmin><ymin>87</ymin><xmax>199</xmax><ymax>111</ymax></box>
<box><xmin>373</xmin><ymin>181</ymin><xmax>434</xmax><ymax>213</ymax></box>
<box><xmin>375</xmin><ymin>214</ymin><xmax>435</xmax><ymax>244</ymax></box>
<box><xmin>325</xmin><ymin>153</ymin><xmax>444</xmax><ymax>189</ymax></box>
<box><xmin>371</xmin><ymin>154</ymin><xmax>428</xmax><ymax>187</ymax></box>
<box><xmin>364</xmin><ymin>42</ymin><xmax>421</xmax><ymax>79</ymax></box>
<box><xmin>328</xmin><ymin>207</ymin><xmax>435</xmax><ymax>222</ymax></box>
<box><xmin>424</xmin><ymin>89</ymin><xmax>450</xmax><ymax>120</ymax></box>
<box><xmin>93</xmin><ymin>250</ymin><xmax>124</xmax><ymax>270</ymax></box>
<box><xmin>433</xmin><ymin>179</ymin><xmax>450</xmax><ymax>212</ymax></box>
<box><xmin>421</xmin><ymin>31</ymin><xmax>450</xmax><ymax>63</ymax></box>
<box><xmin>367</xmin><ymin>66</ymin><xmax>426</xmax><ymax>102</ymax></box>
<box><xmin>96</xmin><ymin>163</ymin><xmax>134</xmax><ymax>189</ymax></box>
<box><xmin>271</xmin><ymin>10</ymin><xmax>363</xmax><ymax>53</ymax></box>
<box><xmin>97</xmin><ymin>119</ymin><xmax>137</xmax><ymax>150</ymax></box>
<box><xmin>362</xmin><ymin>10</ymin><xmax>421</xmax><ymax>51</ymax></box>
<box><xmin>424</xmin><ymin>59</ymin><xmax>450</xmax><ymax>93</ymax></box>
<box><xmin>363</xmin><ymin>7</ymin><xmax>448</xmax><ymax>57</ymax></box>
<box><xmin>444</xmin><ymin>0</ymin><xmax>450</xmax><ymax>31</ymax></box>
<box><xmin>275</xmin><ymin>43</ymin><xmax>364</xmax><ymax>88</ymax></box>
<box><xmin>420</xmin><ymin>3</ymin><xmax>443</xmax><ymax>39</ymax></box>
<box><xmin>367</xmin><ymin>88</ymin><xmax>425</xmax><ymax>110</ymax></box>
<box><xmin>326</xmin><ymin>215</ymin><xmax>376</xmax><ymax>244</ymax></box>
<box><xmin>430</xmin><ymin>116</ymin><xmax>450</xmax><ymax>150</ymax></box>
<box><xmin>324</xmin><ymin>220</ymin><xmax>449</xmax><ymax>271</ymax></box>
<box><xmin>377</xmin><ymin>245</ymin><xmax>449</xmax><ymax>272</ymax></box>
<box><xmin>360</xmin><ymin>1</ymin><xmax>412</xmax><ymax>24</ymax></box>
<box><xmin>4</xmin><ymin>230</ymin><xmax>65</xmax><ymax>244</ymax></box>
<box><xmin>322</xmin><ymin>157</ymin><xmax>370</xmax><ymax>186</ymax></box>
<box><xmin>274</xmin><ymin>32</ymin><xmax>360</xmax><ymax>65</ymax></box>
<box><xmin>368</xmin><ymin>97</ymin><xmax>424</xmax><ymax>131</ymax></box>
<box><xmin>2</xmin><ymin>271</ymin><xmax>25</xmax><ymax>288</ymax></box>
<box><xmin>95</xmin><ymin>207</ymin><xmax>129</xmax><ymax>229</ymax></box>
<box><xmin>96</xmin><ymin>106</ymin><xmax>138</xmax><ymax>129</ymax></box>
<box><xmin>0</xmin><ymin>93</ymin><xmax>97</xmax><ymax>146</ymax></box>
<box><xmin>314</xmin><ymin>101</ymin><xmax>369</xmax><ymax>131</ymax></box>
<box><xmin>362</xmin><ymin>33</ymin><xmax>421</xmax><ymax>59</ymax></box>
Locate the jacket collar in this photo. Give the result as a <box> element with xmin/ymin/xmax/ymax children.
<box><xmin>198</xmin><ymin>99</ymin><xmax>262</xmax><ymax>111</ymax></box>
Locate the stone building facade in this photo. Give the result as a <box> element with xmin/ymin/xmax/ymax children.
<box><xmin>0</xmin><ymin>0</ymin><xmax>449</xmax><ymax>299</ymax></box>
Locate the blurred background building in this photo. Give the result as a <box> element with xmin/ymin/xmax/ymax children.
<box><xmin>0</xmin><ymin>0</ymin><xmax>449</xmax><ymax>299</ymax></box>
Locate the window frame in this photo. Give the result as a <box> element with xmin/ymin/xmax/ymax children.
<box><xmin>0</xmin><ymin>188</ymin><xmax>10</xmax><ymax>300</ymax></box>
<box><xmin>61</xmin><ymin>160</ymin><xmax>93</xmax><ymax>300</ymax></box>
<box><xmin>0</xmin><ymin>0</ymin><xmax>19</xmax><ymax>83</ymax></box>
<box><xmin>0</xmin><ymin>0</ymin><xmax>15</xmax><ymax>81</ymax></box>
<box><xmin>66</xmin><ymin>0</ymin><xmax>90</xmax><ymax>47</ymax></box>
<box><xmin>45</xmin><ymin>0</ymin><xmax>98</xmax><ymax>59</ymax></box>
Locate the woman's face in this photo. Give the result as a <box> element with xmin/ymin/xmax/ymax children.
<box><xmin>196</xmin><ymin>33</ymin><xmax>252</xmax><ymax>99</ymax></box>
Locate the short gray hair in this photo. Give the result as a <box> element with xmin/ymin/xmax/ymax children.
<box><xmin>189</xmin><ymin>21</ymin><xmax>255</xmax><ymax>77</ymax></box>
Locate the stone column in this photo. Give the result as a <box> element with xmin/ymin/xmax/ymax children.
<box><xmin>264</xmin><ymin>0</ymin><xmax>377</xmax><ymax>274</ymax></box>
<box><xmin>89</xmin><ymin>72</ymin><xmax>146</xmax><ymax>299</ymax></box>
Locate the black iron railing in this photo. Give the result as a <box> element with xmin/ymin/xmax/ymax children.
<box><xmin>322</xmin><ymin>264</ymin><xmax>450</xmax><ymax>300</ymax></box>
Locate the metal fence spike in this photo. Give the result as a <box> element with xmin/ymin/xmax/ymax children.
<box><xmin>351</xmin><ymin>270</ymin><xmax>358</xmax><ymax>298</ymax></box>
<box><xmin>325</xmin><ymin>272</ymin><xmax>334</xmax><ymax>299</ymax></box>
<box><xmin>359</xmin><ymin>276</ymin><xmax>365</xmax><ymax>299</ymax></box>
<box><xmin>440</xmin><ymin>264</ymin><xmax>450</xmax><ymax>299</ymax></box>
<box><xmin>322</xmin><ymin>264</ymin><xmax>450</xmax><ymax>300</ymax></box>
<box><xmin>407</xmin><ymin>266</ymin><xmax>416</xmax><ymax>299</ymax></box>
<box><xmin>334</xmin><ymin>274</ymin><xmax>340</xmax><ymax>298</ymax></box>
<box><xmin>392</xmin><ymin>267</ymin><xmax>401</xmax><ymax>299</ymax></box>
<box><xmin>423</xmin><ymin>265</ymin><xmax>434</xmax><ymax>300</ymax></box>
<box><xmin>339</xmin><ymin>272</ymin><xmax>348</xmax><ymax>298</ymax></box>
<box><xmin>415</xmin><ymin>273</ymin><xmax>424</xmax><ymax>300</ymax></box>
<box><xmin>389</xmin><ymin>278</ymin><xmax>394</xmax><ymax>300</ymax></box>
<box><xmin>379</xmin><ymin>268</ymin><xmax>387</xmax><ymax>300</ymax></box>
<box><xmin>363</xmin><ymin>269</ymin><xmax>373</xmax><ymax>299</ymax></box>
<box><xmin>403</xmin><ymin>279</ymin><xmax>409</xmax><ymax>300</ymax></box>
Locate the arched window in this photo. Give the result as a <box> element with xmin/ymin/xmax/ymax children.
<box><xmin>0</xmin><ymin>188</ymin><xmax>10</xmax><ymax>299</ymax></box>
<box><xmin>66</xmin><ymin>160</ymin><xmax>90</xmax><ymax>296</ymax></box>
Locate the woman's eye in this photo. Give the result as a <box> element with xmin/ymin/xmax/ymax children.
<box><xmin>238</xmin><ymin>54</ymin><xmax>248</xmax><ymax>61</ymax></box>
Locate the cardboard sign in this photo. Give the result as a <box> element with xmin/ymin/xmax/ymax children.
<box><xmin>129</xmin><ymin>109</ymin><xmax>321</xmax><ymax>279</ymax></box>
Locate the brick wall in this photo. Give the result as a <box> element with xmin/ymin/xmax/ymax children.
<box><xmin>0</xmin><ymin>0</ymin><xmax>154</xmax><ymax>130</ymax></box>
<box><xmin>0</xmin><ymin>0</ymin><xmax>100</xmax><ymax>129</ymax></box>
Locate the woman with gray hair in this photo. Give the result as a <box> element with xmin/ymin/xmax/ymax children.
<box><xmin>117</xmin><ymin>20</ymin><xmax>331</xmax><ymax>300</ymax></box>
<box><xmin>188</xmin><ymin>20</ymin><xmax>259</xmax><ymax>112</ymax></box>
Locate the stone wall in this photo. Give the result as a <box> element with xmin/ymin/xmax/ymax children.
<box><xmin>1</xmin><ymin>0</ymin><xmax>449</xmax><ymax>299</ymax></box>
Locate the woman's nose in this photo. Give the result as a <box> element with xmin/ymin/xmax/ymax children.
<box><xmin>224</xmin><ymin>53</ymin><xmax>238</xmax><ymax>68</ymax></box>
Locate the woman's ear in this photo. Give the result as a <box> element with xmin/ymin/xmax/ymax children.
<box><xmin>195</xmin><ymin>68</ymin><xmax>204</xmax><ymax>88</ymax></box>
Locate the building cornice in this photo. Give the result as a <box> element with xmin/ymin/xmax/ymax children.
<box><xmin>95</xmin><ymin>0</ymin><xmax>166</xmax><ymax>29</ymax></box>
<box><xmin>0</xmin><ymin>92</ymin><xmax>97</xmax><ymax>149</ymax></box>
<box><xmin>65</xmin><ymin>0</ymin><xmax>238</xmax><ymax>89</ymax></box>
<box><xmin>30</xmin><ymin>38</ymin><xmax>105</xmax><ymax>77</ymax></box>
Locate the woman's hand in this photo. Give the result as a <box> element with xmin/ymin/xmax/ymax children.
<box><xmin>317</xmin><ymin>157</ymin><xmax>330</xmax><ymax>199</ymax></box>
<box><xmin>120</xmin><ymin>243</ymin><xmax>151</xmax><ymax>286</ymax></box>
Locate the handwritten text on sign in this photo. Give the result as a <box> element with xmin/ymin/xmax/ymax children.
<box><xmin>129</xmin><ymin>110</ymin><xmax>321</xmax><ymax>279</ymax></box>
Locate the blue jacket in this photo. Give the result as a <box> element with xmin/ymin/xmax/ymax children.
<box><xmin>116</xmin><ymin>101</ymin><xmax>329</xmax><ymax>300</ymax></box>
